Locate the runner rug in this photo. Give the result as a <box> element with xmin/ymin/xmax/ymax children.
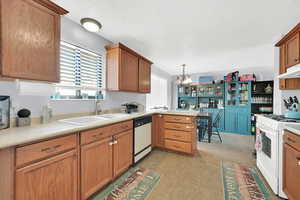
<box><xmin>221</xmin><ymin>162</ymin><xmax>272</xmax><ymax>200</ymax></box>
<box><xmin>93</xmin><ymin>168</ymin><xmax>160</xmax><ymax>200</ymax></box>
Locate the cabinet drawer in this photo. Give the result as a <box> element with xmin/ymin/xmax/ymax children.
<box><xmin>81</xmin><ymin>126</ymin><xmax>112</xmax><ymax>145</ymax></box>
<box><xmin>284</xmin><ymin>130</ymin><xmax>300</xmax><ymax>151</ymax></box>
<box><xmin>16</xmin><ymin>134</ymin><xmax>77</xmax><ymax>167</ymax></box>
<box><xmin>164</xmin><ymin>115</ymin><xmax>193</xmax><ymax>124</ymax></box>
<box><xmin>164</xmin><ymin>122</ymin><xmax>195</xmax><ymax>132</ymax></box>
<box><xmin>111</xmin><ymin>120</ymin><xmax>133</xmax><ymax>134</ymax></box>
<box><xmin>164</xmin><ymin>129</ymin><xmax>192</xmax><ymax>142</ymax></box>
<box><xmin>165</xmin><ymin>139</ymin><xmax>192</xmax><ymax>154</ymax></box>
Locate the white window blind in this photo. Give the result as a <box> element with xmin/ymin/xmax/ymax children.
<box><xmin>146</xmin><ymin>74</ymin><xmax>168</xmax><ymax>110</ymax></box>
<box><xmin>59</xmin><ymin>41</ymin><xmax>103</xmax><ymax>90</ymax></box>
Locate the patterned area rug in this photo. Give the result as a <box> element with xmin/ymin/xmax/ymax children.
<box><xmin>93</xmin><ymin>168</ymin><xmax>160</xmax><ymax>200</ymax></box>
<box><xmin>221</xmin><ymin>162</ymin><xmax>272</xmax><ymax>200</ymax></box>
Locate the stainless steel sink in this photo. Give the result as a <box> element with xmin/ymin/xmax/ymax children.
<box><xmin>59</xmin><ymin>113</ymin><xmax>131</xmax><ymax>125</ymax></box>
<box><xmin>95</xmin><ymin>113</ymin><xmax>130</xmax><ymax>119</ymax></box>
<box><xmin>59</xmin><ymin>116</ymin><xmax>106</xmax><ymax>125</ymax></box>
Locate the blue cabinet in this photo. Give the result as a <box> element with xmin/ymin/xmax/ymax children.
<box><xmin>225</xmin><ymin>107</ymin><xmax>251</xmax><ymax>134</ymax></box>
<box><xmin>224</xmin><ymin>81</ymin><xmax>252</xmax><ymax>135</ymax></box>
<box><xmin>225</xmin><ymin>109</ymin><xmax>236</xmax><ymax>133</ymax></box>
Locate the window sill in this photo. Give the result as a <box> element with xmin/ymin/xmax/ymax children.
<box><xmin>50</xmin><ymin>99</ymin><xmax>104</xmax><ymax>102</ymax></box>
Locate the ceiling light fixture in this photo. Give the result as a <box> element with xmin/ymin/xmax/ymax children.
<box><xmin>80</xmin><ymin>18</ymin><xmax>102</xmax><ymax>32</ymax></box>
<box><xmin>176</xmin><ymin>64</ymin><xmax>192</xmax><ymax>85</ymax></box>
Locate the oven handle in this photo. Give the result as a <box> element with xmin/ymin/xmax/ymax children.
<box><xmin>257</xmin><ymin>127</ymin><xmax>269</xmax><ymax>134</ymax></box>
<box><xmin>257</xmin><ymin>127</ymin><xmax>276</xmax><ymax>138</ymax></box>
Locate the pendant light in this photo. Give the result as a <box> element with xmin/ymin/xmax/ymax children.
<box><xmin>176</xmin><ymin>64</ymin><xmax>192</xmax><ymax>85</ymax></box>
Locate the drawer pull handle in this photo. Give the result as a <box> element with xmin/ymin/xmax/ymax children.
<box><xmin>287</xmin><ymin>137</ymin><xmax>296</xmax><ymax>143</ymax></box>
<box><xmin>186</xmin><ymin>126</ymin><xmax>193</xmax><ymax>129</ymax></box>
<box><xmin>92</xmin><ymin>132</ymin><xmax>104</xmax><ymax>137</ymax></box>
<box><xmin>41</xmin><ymin>144</ymin><xmax>62</xmax><ymax>153</ymax></box>
<box><xmin>121</xmin><ymin>125</ymin><xmax>128</xmax><ymax>129</ymax></box>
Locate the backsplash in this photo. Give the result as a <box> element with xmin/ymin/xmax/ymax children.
<box><xmin>0</xmin><ymin>80</ymin><xmax>146</xmax><ymax>119</ymax></box>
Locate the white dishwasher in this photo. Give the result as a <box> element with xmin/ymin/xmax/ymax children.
<box><xmin>134</xmin><ymin>116</ymin><xmax>152</xmax><ymax>163</ymax></box>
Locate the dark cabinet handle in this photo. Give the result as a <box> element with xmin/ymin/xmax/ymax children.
<box><xmin>41</xmin><ymin>144</ymin><xmax>62</xmax><ymax>153</ymax></box>
<box><xmin>92</xmin><ymin>132</ymin><xmax>104</xmax><ymax>137</ymax></box>
<box><xmin>287</xmin><ymin>137</ymin><xmax>296</xmax><ymax>143</ymax></box>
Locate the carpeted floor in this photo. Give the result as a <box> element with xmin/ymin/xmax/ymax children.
<box><xmin>137</xmin><ymin>133</ymin><xmax>280</xmax><ymax>200</ymax></box>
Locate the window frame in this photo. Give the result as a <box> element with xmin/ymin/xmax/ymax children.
<box><xmin>52</xmin><ymin>41</ymin><xmax>105</xmax><ymax>100</ymax></box>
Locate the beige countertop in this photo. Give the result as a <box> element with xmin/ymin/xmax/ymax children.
<box><xmin>0</xmin><ymin>110</ymin><xmax>206</xmax><ymax>149</ymax></box>
<box><xmin>284</xmin><ymin>124</ymin><xmax>300</xmax><ymax>136</ymax></box>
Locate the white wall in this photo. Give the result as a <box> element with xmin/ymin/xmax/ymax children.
<box><xmin>0</xmin><ymin>17</ymin><xmax>147</xmax><ymax>118</ymax></box>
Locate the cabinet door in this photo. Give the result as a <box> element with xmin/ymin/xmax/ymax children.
<box><xmin>236</xmin><ymin>109</ymin><xmax>250</xmax><ymax>134</ymax></box>
<box><xmin>16</xmin><ymin>150</ymin><xmax>78</xmax><ymax>200</ymax></box>
<box><xmin>152</xmin><ymin>114</ymin><xmax>165</xmax><ymax>148</ymax></box>
<box><xmin>283</xmin><ymin>144</ymin><xmax>300</xmax><ymax>200</ymax></box>
<box><xmin>138</xmin><ymin>58</ymin><xmax>151</xmax><ymax>93</ymax></box>
<box><xmin>120</xmin><ymin>49</ymin><xmax>139</xmax><ymax>92</ymax></box>
<box><xmin>286</xmin><ymin>33</ymin><xmax>300</xmax><ymax>68</ymax></box>
<box><xmin>279</xmin><ymin>44</ymin><xmax>300</xmax><ymax>90</ymax></box>
<box><xmin>1</xmin><ymin>0</ymin><xmax>60</xmax><ymax>82</ymax></box>
<box><xmin>279</xmin><ymin>45</ymin><xmax>287</xmax><ymax>89</ymax></box>
<box><xmin>225</xmin><ymin>109</ymin><xmax>236</xmax><ymax>133</ymax></box>
<box><xmin>113</xmin><ymin>130</ymin><xmax>133</xmax><ymax>177</ymax></box>
<box><xmin>81</xmin><ymin>137</ymin><xmax>113</xmax><ymax>200</ymax></box>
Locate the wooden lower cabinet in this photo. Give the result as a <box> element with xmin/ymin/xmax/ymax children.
<box><xmin>283</xmin><ymin>144</ymin><xmax>300</xmax><ymax>200</ymax></box>
<box><xmin>113</xmin><ymin>130</ymin><xmax>133</xmax><ymax>177</ymax></box>
<box><xmin>152</xmin><ymin>114</ymin><xmax>165</xmax><ymax>148</ymax></box>
<box><xmin>283</xmin><ymin>130</ymin><xmax>300</xmax><ymax>200</ymax></box>
<box><xmin>15</xmin><ymin>150</ymin><xmax>78</xmax><ymax>200</ymax></box>
<box><xmin>152</xmin><ymin>114</ymin><xmax>197</xmax><ymax>155</ymax></box>
<box><xmin>80</xmin><ymin>125</ymin><xmax>133</xmax><ymax>199</ymax></box>
<box><xmin>81</xmin><ymin>137</ymin><xmax>113</xmax><ymax>200</ymax></box>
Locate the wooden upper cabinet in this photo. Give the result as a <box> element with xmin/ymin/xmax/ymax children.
<box><xmin>286</xmin><ymin>33</ymin><xmax>300</xmax><ymax>68</ymax></box>
<box><xmin>138</xmin><ymin>58</ymin><xmax>151</xmax><ymax>93</ymax></box>
<box><xmin>276</xmin><ymin>23</ymin><xmax>300</xmax><ymax>90</ymax></box>
<box><xmin>120</xmin><ymin>49</ymin><xmax>139</xmax><ymax>92</ymax></box>
<box><xmin>105</xmin><ymin>43</ymin><xmax>152</xmax><ymax>93</ymax></box>
<box><xmin>15</xmin><ymin>150</ymin><xmax>78</xmax><ymax>200</ymax></box>
<box><xmin>0</xmin><ymin>0</ymin><xmax>68</xmax><ymax>82</ymax></box>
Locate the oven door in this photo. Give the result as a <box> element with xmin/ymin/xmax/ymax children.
<box><xmin>256</xmin><ymin>127</ymin><xmax>279</xmax><ymax>194</ymax></box>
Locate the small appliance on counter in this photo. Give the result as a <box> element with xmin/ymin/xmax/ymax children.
<box><xmin>283</xmin><ymin>96</ymin><xmax>300</xmax><ymax>119</ymax></box>
<box><xmin>16</xmin><ymin>108</ymin><xmax>31</xmax><ymax>127</ymax></box>
<box><xmin>0</xmin><ymin>96</ymin><xmax>10</xmax><ymax>130</ymax></box>
<box><xmin>122</xmin><ymin>103</ymin><xmax>138</xmax><ymax>114</ymax></box>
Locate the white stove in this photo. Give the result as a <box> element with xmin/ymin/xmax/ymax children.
<box><xmin>256</xmin><ymin>114</ymin><xmax>300</xmax><ymax>199</ymax></box>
